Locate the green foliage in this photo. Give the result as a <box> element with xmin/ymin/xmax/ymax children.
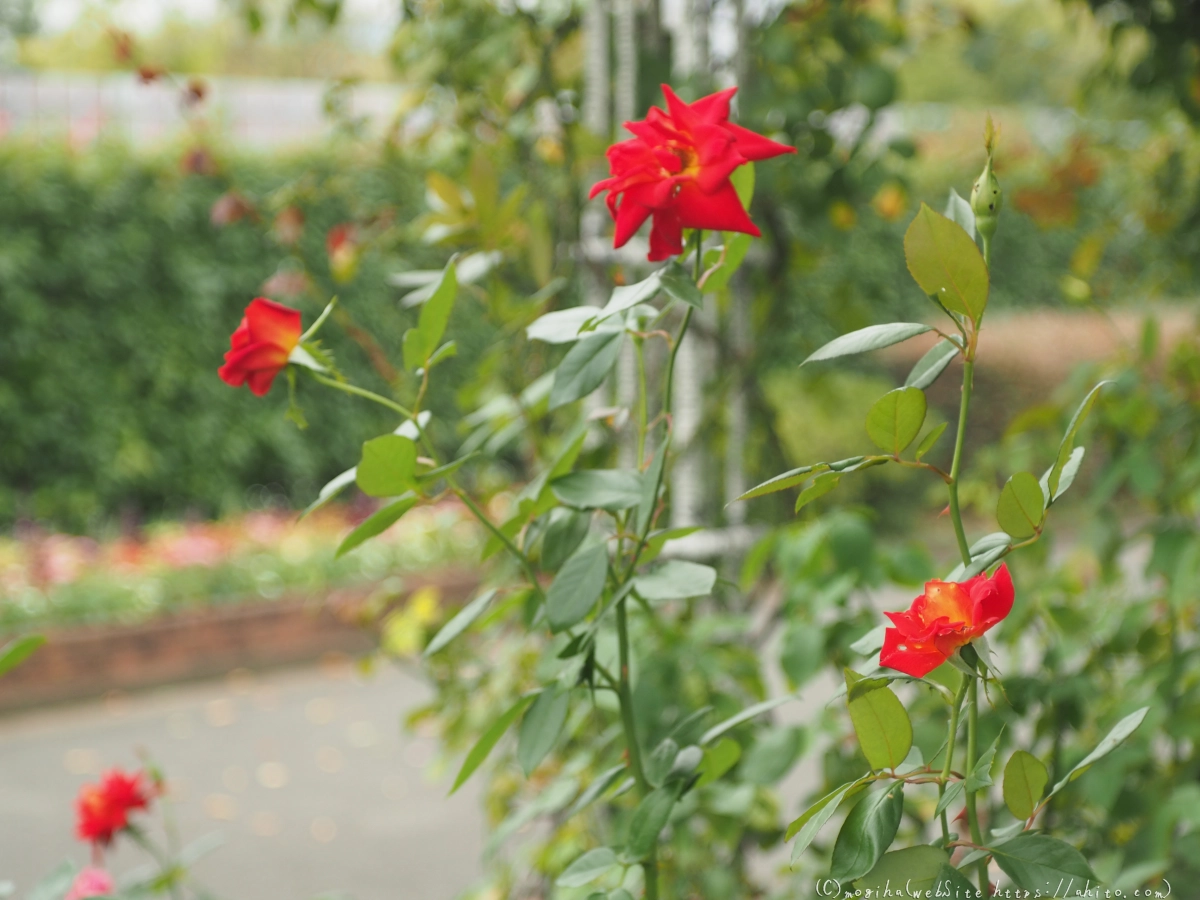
<box><xmin>0</xmin><ymin>142</ymin><xmax>431</xmax><ymax>530</ymax></box>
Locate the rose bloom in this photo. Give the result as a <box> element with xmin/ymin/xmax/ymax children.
<box><xmin>65</xmin><ymin>867</ymin><xmax>115</xmax><ymax>900</ymax></box>
<box><xmin>326</xmin><ymin>223</ymin><xmax>360</xmax><ymax>283</ymax></box>
<box><xmin>590</xmin><ymin>84</ymin><xmax>795</xmax><ymax>261</ymax></box>
<box><xmin>879</xmin><ymin>564</ymin><xmax>1014</xmax><ymax>678</ymax></box>
<box><xmin>218</xmin><ymin>298</ymin><xmax>302</xmax><ymax>396</ymax></box>
<box><xmin>75</xmin><ymin>769</ymin><xmax>152</xmax><ymax>845</ymax></box>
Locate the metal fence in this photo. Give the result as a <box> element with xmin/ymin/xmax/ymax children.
<box><xmin>0</xmin><ymin>70</ymin><xmax>406</xmax><ymax>147</ymax></box>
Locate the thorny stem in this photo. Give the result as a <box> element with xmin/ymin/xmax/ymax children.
<box><xmin>938</xmin><ymin>676</ymin><xmax>971</xmax><ymax>845</ymax></box>
<box><xmin>947</xmin><ymin>357</ymin><xmax>976</xmax><ymax>566</ymax></box>
<box><xmin>965</xmin><ymin>677</ymin><xmax>989</xmax><ymax>895</ymax></box>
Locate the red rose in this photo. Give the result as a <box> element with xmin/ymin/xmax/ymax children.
<box><xmin>879</xmin><ymin>564</ymin><xmax>1014</xmax><ymax>678</ymax></box>
<box><xmin>326</xmin><ymin>223</ymin><xmax>360</xmax><ymax>283</ymax></box>
<box><xmin>75</xmin><ymin>768</ymin><xmax>152</xmax><ymax>846</ymax></box>
<box><xmin>589</xmin><ymin>84</ymin><xmax>795</xmax><ymax>261</ymax></box>
<box><xmin>218</xmin><ymin>298</ymin><xmax>302</xmax><ymax>396</ymax></box>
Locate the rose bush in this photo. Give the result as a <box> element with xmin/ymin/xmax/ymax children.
<box><xmin>197</xmin><ymin>100</ymin><xmax>1156</xmax><ymax>898</ymax></box>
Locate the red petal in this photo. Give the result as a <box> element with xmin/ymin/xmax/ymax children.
<box><xmin>691</xmin><ymin>87</ymin><xmax>738</xmax><ymax>122</ymax></box>
<box><xmin>228</xmin><ymin>317</ymin><xmax>251</xmax><ymax>350</ymax></box>
<box><xmin>970</xmin><ymin>563</ymin><xmax>1014</xmax><ymax>627</ymax></box>
<box><xmin>219</xmin><ymin>342</ymin><xmax>290</xmax><ymax>392</ymax></box>
<box><xmin>725</xmin><ymin>121</ymin><xmax>796</xmax><ymax>161</ymax></box>
<box><xmin>244</xmin><ymin>298</ymin><xmax>302</xmax><ymax>351</ymax></box>
<box><xmin>613</xmin><ymin>197</ymin><xmax>653</xmax><ymax>248</ymax></box>
<box><xmin>674</xmin><ymin>180</ymin><xmax>759</xmax><ymax>235</ymax></box>
<box><xmin>661</xmin><ymin>84</ymin><xmax>702</xmax><ymax>134</ymax></box>
<box><xmin>880</xmin><ymin>627</ymin><xmax>947</xmax><ymax>678</ymax></box>
<box><xmin>648</xmin><ymin>208</ymin><xmax>683</xmax><ymax>261</ymax></box>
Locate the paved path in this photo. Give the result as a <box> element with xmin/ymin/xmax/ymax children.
<box><xmin>0</xmin><ymin>658</ymin><xmax>484</xmax><ymax>900</ymax></box>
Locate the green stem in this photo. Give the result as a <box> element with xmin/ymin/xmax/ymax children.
<box><xmin>635</xmin><ymin>337</ymin><xmax>648</xmax><ymax>468</ymax></box>
<box><xmin>964</xmin><ymin>677</ymin><xmax>988</xmax><ymax>895</ymax></box>
<box><xmin>937</xmin><ymin>675</ymin><xmax>970</xmax><ymax>845</ymax></box>
<box><xmin>455</xmin><ymin>489</ymin><xmax>545</xmax><ymax>602</ymax></box>
<box><xmin>308</xmin><ymin>372</ymin><xmax>415</xmax><ymax>419</ymax></box>
<box><xmin>947</xmin><ymin>359</ymin><xmax>975</xmax><ymax>566</ymax></box>
<box><xmin>616</xmin><ymin>593</ymin><xmax>658</xmax><ymax>900</ymax></box>
<box><xmin>308</xmin><ymin>372</ymin><xmax>543</xmax><ymax>602</ymax></box>
<box><xmin>128</xmin><ymin>828</ymin><xmax>182</xmax><ymax>900</ymax></box>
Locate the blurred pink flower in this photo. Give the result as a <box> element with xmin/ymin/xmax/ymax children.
<box><xmin>160</xmin><ymin>529</ymin><xmax>224</xmax><ymax>568</ymax></box>
<box><xmin>65</xmin><ymin>867</ymin><xmax>115</xmax><ymax>900</ymax></box>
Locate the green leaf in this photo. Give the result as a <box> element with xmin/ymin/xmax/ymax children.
<box><xmin>731</xmin><ymin>161</ymin><xmax>755</xmax><ymax>208</ymax></box>
<box><xmin>451</xmin><ymin>693</ymin><xmax>538</xmax><ymax>793</ymax></box>
<box><xmin>552</xmin><ymin>469</ymin><xmax>644</xmax><ymax>511</ymax></box>
<box><xmin>659</xmin><ymin>262</ymin><xmax>703</xmax><ymax>309</ymax></box>
<box><xmin>518</xmin><ymin>687</ymin><xmax>570</xmax><ymax>776</ymax></box>
<box><xmin>594</xmin><ymin>271</ymin><xmax>663</xmax><ymax>322</ymax></box>
<box><xmin>695</xmin><ymin>738</ymin><xmax>741</xmax><ymax>788</ymax></box>
<box><xmin>990</xmin><ymin>834</ymin><xmax>1096</xmax><ymax>893</ymax></box>
<box><xmin>418</xmin><ymin>260</ymin><xmax>458</xmax><ymax>358</ymax></box>
<box><xmin>996</xmin><ymin>472</ymin><xmax>1045</xmax><ymax>540</ymax></box>
<box><xmin>1048</xmin><ymin>706</ymin><xmax>1149</xmax><ymax>798</ymax></box>
<box><xmin>866</xmin><ymin>387</ymin><xmax>927</xmax><ymax>456</ymax></box>
<box><xmin>627</xmin><ymin>788</ymin><xmax>675</xmax><ymax>859</ymax></box>
<box><xmin>356</xmin><ymin>435</ymin><xmax>417</xmax><ymax>498</ymax></box>
<box><xmin>1046</xmin><ymin>381</ymin><xmax>1111</xmax><ymax>498</ymax></box>
<box><xmin>935</xmin><ymin>780</ymin><xmax>965</xmax><ymax>817</ymax></box>
<box><xmin>701</xmin><ymin>232</ymin><xmax>752</xmax><ymax>294</ymax></box>
<box><xmin>845</xmin><ymin>669</ymin><xmax>913</xmax><ymax>771</ymax></box>
<box><xmin>0</xmin><ymin>634</ymin><xmax>45</xmax><ymax>678</ymax></box>
<box><xmin>557</xmin><ymin>848</ymin><xmax>618</xmax><ymax>888</ymax></box>
<box><xmin>646</xmin><ymin>738</ymin><xmax>680</xmax><ymax>788</ymax></box>
<box><xmin>854</xmin><ymin>846</ymin><xmax>948</xmax><ymax>895</ymax></box>
<box><xmin>424</xmin><ymin>589</ymin><xmax>498</xmax><ymax>657</ymax></box>
<box><xmin>426</xmin><ymin>340</ymin><xmax>458</xmax><ymax>369</ymax></box>
<box><xmin>550</xmin><ymin>331</ymin><xmax>624</xmax><ymax>410</ymax></box>
<box><xmin>740</xmin><ymin>726</ymin><xmax>805</xmax><ymax>785</ymax></box>
<box><xmin>416</xmin><ymin>453</ymin><xmax>475</xmax><ymax>489</ymax></box>
<box><xmin>633</xmin><ymin>561</ymin><xmax>717</xmax><ymax>601</ymax></box>
<box><xmin>527</xmin><ymin>307</ymin><xmax>606</xmax><ymax>344</ymax></box>
<box><xmin>700</xmin><ymin>696</ymin><xmax>792</xmax><ymax>745</ymax></box>
<box><xmin>734</xmin><ymin>464</ymin><xmax>820</xmax><ymax>502</ymax></box>
<box><xmin>796</xmin><ymin>472</ymin><xmax>840</xmax><ymax>512</ymax></box>
<box><xmin>302</xmin><ymin>466</ymin><xmax>357</xmax><ymax>518</ymax></box>
<box><xmin>904</xmin><ymin>202</ymin><xmax>989</xmax><ymax>322</ymax></box>
<box><xmin>935</xmin><ymin>864</ymin><xmax>978</xmax><ymax>897</ymax></box>
<box><xmin>786</xmin><ymin>778</ymin><xmax>871</xmax><ymax>859</ymax></box>
<box><xmin>567</xmin><ymin>764</ymin><xmax>628</xmax><ymax>817</ymax></box>
<box><xmin>803</xmin><ymin>323</ymin><xmax>933</xmax><ymax>365</ymax></box>
<box><xmin>1041</xmin><ymin>445</ymin><xmax>1085</xmax><ymax>505</ymax></box>
<box><xmin>916</xmin><ymin>422</ymin><xmax>948</xmax><ymax>461</ymax></box>
<box><xmin>541</xmin><ymin>508</ymin><xmax>592</xmax><ymax>571</ymax></box>
<box><xmin>27</xmin><ymin>861</ymin><xmax>76</xmax><ymax>900</ymax></box>
<box><xmin>402</xmin><ymin>328</ymin><xmax>426</xmax><ymax>373</ymax></box>
<box><xmin>830</xmin><ymin>784</ymin><xmax>905</xmax><ymax>882</ymax></box>
<box><xmin>966</xmin><ymin>733</ymin><xmax>1002</xmax><ymax>791</ymax></box>
<box><xmin>546</xmin><ymin>543</ymin><xmax>609</xmax><ymax>632</ymax></box>
<box><xmin>944</xmin><ymin>187</ymin><xmax>976</xmax><ymax>240</ymax></box>
<box><xmin>336</xmin><ymin>493</ymin><xmax>418</xmax><ymax>557</ymax></box>
<box><xmin>1003</xmin><ymin>750</ymin><xmax>1049</xmax><ymax>821</ymax></box>
<box><xmin>905</xmin><ymin>338</ymin><xmax>960</xmax><ymax>390</ymax></box>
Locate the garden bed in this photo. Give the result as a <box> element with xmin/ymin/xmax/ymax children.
<box><xmin>0</xmin><ymin>567</ymin><xmax>478</xmax><ymax>713</ymax></box>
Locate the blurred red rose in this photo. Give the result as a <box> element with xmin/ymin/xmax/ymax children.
<box><xmin>75</xmin><ymin>769</ymin><xmax>151</xmax><ymax>846</ymax></box>
<box><xmin>210</xmin><ymin>191</ymin><xmax>254</xmax><ymax>227</ymax></box>
<box><xmin>879</xmin><ymin>564</ymin><xmax>1014</xmax><ymax>678</ymax></box>
<box><xmin>218</xmin><ymin>298</ymin><xmax>302</xmax><ymax>396</ymax></box>
<box><xmin>589</xmin><ymin>84</ymin><xmax>794</xmax><ymax>261</ymax></box>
